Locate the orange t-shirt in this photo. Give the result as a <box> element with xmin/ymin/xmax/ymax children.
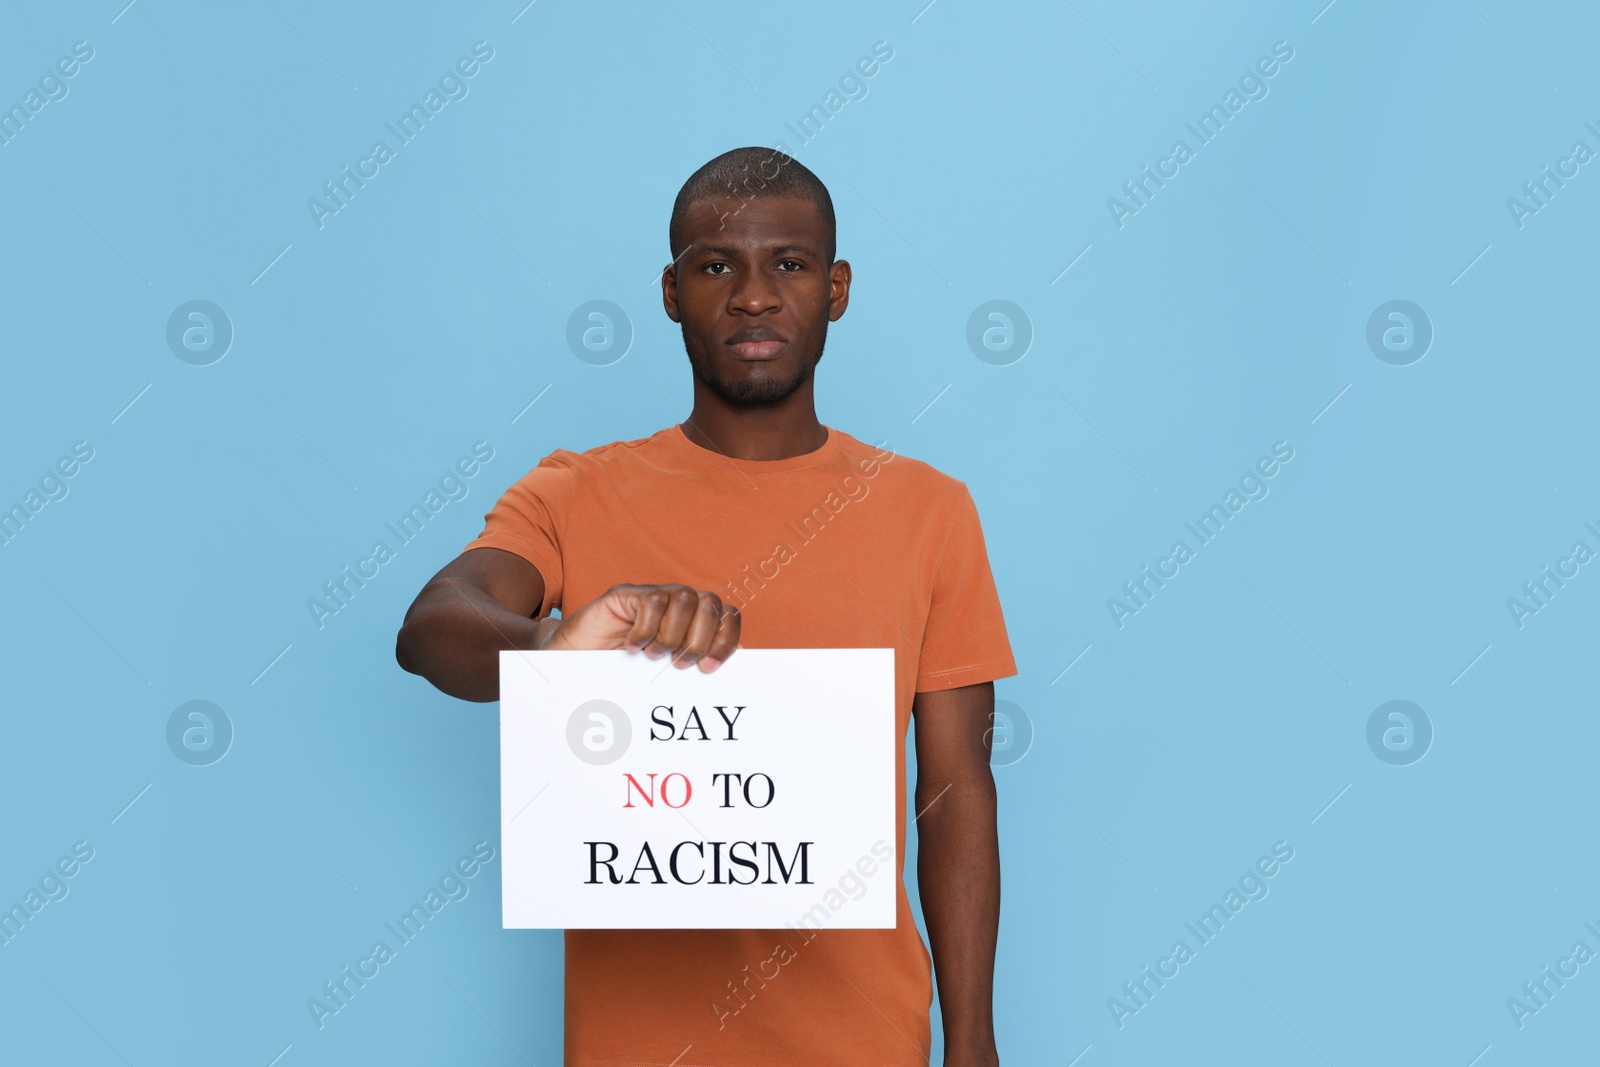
<box><xmin>464</xmin><ymin>422</ymin><xmax>1017</xmax><ymax>1066</ymax></box>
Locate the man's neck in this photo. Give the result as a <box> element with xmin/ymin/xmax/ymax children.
<box><xmin>679</xmin><ymin>403</ymin><xmax>828</xmax><ymax>461</ymax></box>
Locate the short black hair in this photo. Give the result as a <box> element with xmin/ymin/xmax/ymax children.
<box><xmin>669</xmin><ymin>146</ymin><xmax>836</xmax><ymax>264</ymax></box>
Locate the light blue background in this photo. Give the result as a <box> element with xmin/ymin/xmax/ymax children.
<box><xmin>2</xmin><ymin>1</ymin><xmax>1595</xmax><ymax>1063</ymax></box>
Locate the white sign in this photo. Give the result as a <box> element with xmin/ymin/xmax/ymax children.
<box><xmin>499</xmin><ymin>647</ymin><xmax>896</xmax><ymax>930</ymax></box>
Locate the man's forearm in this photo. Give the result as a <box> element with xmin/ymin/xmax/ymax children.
<box><xmin>395</xmin><ymin>579</ymin><xmax>550</xmax><ymax>702</ymax></box>
<box><xmin>917</xmin><ymin>778</ymin><xmax>1001</xmax><ymax>1064</ymax></box>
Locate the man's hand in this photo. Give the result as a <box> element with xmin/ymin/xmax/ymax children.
<box><xmin>397</xmin><ymin>551</ymin><xmax>742</xmax><ymax>702</ymax></box>
<box><xmin>536</xmin><ymin>583</ymin><xmax>740</xmax><ymax>672</ymax></box>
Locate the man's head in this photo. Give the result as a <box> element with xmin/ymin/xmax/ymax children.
<box><xmin>668</xmin><ymin>147</ymin><xmax>837</xmax><ymax>264</ymax></box>
<box><xmin>663</xmin><ymin>147</ymin><xmax>850</xmax><ymax>408</ymax></box>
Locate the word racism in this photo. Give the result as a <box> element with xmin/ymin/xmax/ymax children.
<box><xmin>585</xmin><ymin>704</ymin><xmax>815</xmax><ymax>888</ymax></box>
<box><xmin>308</xmin><ymin>42</ymin><xmax>495</xmax><ymax>230</ymax></box>
<box><xmin>1109</xmin><ymin>441</ymin><xmax>1295</xmax><ymax>628</ymax></box>
<box><xmin>1108</xmin><ymin>841</ymin><xmax>1295</xmax><ymax>1029</ymax></box>
<box><xmin>1108</xmin><ymin>40</ymin><xmax>1295</xmax><ymax>229</ymax></box>
<box><xmin>1507</xmin><ymin>120</ymin><xmax>1600</xmax><ymax>230</ymax></box>
<box><xmin>307</xmin><ymin>842</ymin><xmax>496</xmax><ymax>1029</ymax></box>
<box><xmin>773</xmin><ymin>40</ymin><xmax>894</xmax><ymax>154</ymax></box>
<box><xmin>1506</xmin><ymin>919</ymin><xmax>1600</xmax><ymax>1029</ymax></box>
<box><xmin>2</xmin><ymin>440</ymin><xmax>94</xmax><ymax>547</ymax></box>
<box><xmin>308</xmin><ymin>441</ymin><xmax>494</xmax><ymax>629</ymax></box>
<box><xmin>722</xmin><ymin>441</ymin><xmax>896</xmax><ymax>612</ymax></box>
<box><xmin>711</xmin><ymin>840</ymin><xmax>894</xmax><ymax>1030</ymax></box>
<box><xmin>1507</xmin><ymin>520</ymin><xmax>1600</xmax><ymax>629</ymax></box>
<box><xmin>0</xmin><ymin>40</ymin><xmax>94</xmax><ymax>148</ymax></box>
<box><xmin>0</xmin><ymin>841</ymin><xmax>94</xmax><ymax>948</ymax></box>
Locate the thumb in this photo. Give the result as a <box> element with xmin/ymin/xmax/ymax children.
<box><xmin>547</xmin><ymin>585</ymin><xmax>650</xmax><ymax>651</ymax></box>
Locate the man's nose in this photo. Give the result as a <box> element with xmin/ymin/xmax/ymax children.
<box><xmin>729</xmin><ymin>271</ymin><xmax>780</xmax><ymax>314</ymax></box>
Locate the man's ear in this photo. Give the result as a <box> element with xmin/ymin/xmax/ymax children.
<box><xmin>661</xmin><ymin>264</ymin><xmax>681</xmax><ymax>323</ymax></box>
<box><xmin>828</xmin><ymin>259</ymin><xmax>852</xmax><ymax>322</ymax></box>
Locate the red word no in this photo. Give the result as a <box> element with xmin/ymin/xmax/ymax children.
<box><xmin>623</xmin><ymin>772</ymin><xmax>692</xmax><ymax>809</ymax></box>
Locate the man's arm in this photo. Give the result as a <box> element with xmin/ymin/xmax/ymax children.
<box><xmin>913</xmin><ymin>680</ymin><xmax>1001</xmax><ymax>1067</ymax></box>
<box><xmin>396</xmin><ymin>547</ymin><xmax>741</xmax><ymax>702</ymax></box>
<box><xmin>395</xmin><ymin>548</ymin><xmax>551</xmax><ymax>702</ymax></box>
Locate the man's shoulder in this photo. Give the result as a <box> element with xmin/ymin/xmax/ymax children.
<box><xmin>831</xmin><ymin>428</ymin><xmax>971</xmax><ymax>501</ymax></box>
<box><xmin>523</xmin><ymin>426</ymin><xmax>679</xmax><ymax>471</ymax></box>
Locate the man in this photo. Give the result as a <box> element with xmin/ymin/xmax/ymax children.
<box><xmin>396</xmin><ymin>146</ymin><xmax>1016</xmax><ymax>1066</ymax></box>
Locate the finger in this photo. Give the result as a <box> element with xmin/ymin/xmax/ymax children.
<box><xmin>670</xmin><ymin>592</ymin><xmax>725</xmax><ymax>669</ymax></box>
<box><xmin>621</xmin><ymin>587</ymin><xmax>672</xmax><ymax>652</ymax></box>
<box><xmin>641</xmin><ymin>585</ymin><xmax>699</xmax><ymax>659</ymax></box>
<box><xmin>697</xmin><ymin>604</ymin><xmax>742</xmax><ymax>672</ymax></box>
<box><xmin>530</xmin><ymin>615</ymin><xmax>564</xmax><ymax>650</ymax></box>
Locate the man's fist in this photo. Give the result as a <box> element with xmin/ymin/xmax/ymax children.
<box><xmin>533</xmin><ymin>584</ymin><xmax>740</xmax><ymax>672</ymax></box>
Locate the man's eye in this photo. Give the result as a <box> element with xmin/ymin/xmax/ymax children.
<box><xmin>704</xmin><ymin>263</ymin><xmax>731</xmax><ymax>275</ymax></box>
<box><xmin>778</xmin><ymin>260</ymin><xmax>802</xmax><ymax>271</ymax></box>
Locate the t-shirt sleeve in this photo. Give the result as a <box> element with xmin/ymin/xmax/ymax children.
<box><xmin>461</xmin><ymin>451</ymin><xmax>575</xmax><ymax>619</ymax></box>
<box><xmin>916</xmin><ymin>483</ymin><xmax>1019</xmax><ymax>692</ymax></box>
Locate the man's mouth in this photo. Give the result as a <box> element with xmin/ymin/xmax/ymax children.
<box><xmin>726</xmin><ymin>329</ymin><xmax>788</xmax><ymax>361</ymax></box>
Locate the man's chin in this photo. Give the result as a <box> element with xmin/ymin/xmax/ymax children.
<box><xmin>697</xmin><ymin>373</ymin><xmax>806</xmax><ymax>407</ymax></box>
<box><xmin>689</xmin><ymin>353</ymin><xmax>817</xmax><ymax>407</ymax></box>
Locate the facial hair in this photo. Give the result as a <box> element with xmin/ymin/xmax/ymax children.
<box><xmin>683</xmin><ymin>322</ymin><xmax>826</xmax><ymax>407</ymax></box>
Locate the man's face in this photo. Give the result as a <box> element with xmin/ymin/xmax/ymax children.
<box><xmin>663</xmin><ymin>194</ymin><xmax>850</xmax><ymax>407</ymax></box>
